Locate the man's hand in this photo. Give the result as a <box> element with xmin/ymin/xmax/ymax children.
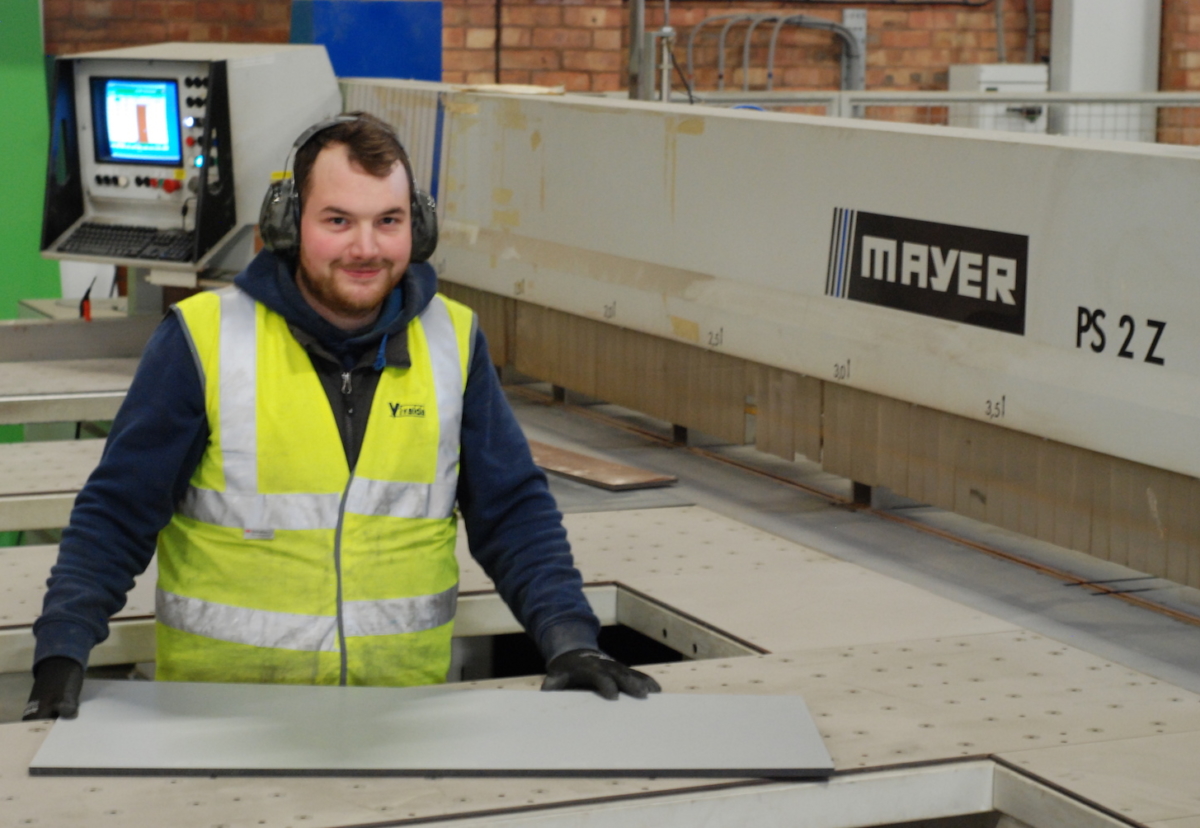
<box><xmin>23</xmin><ymin>657</ymin><xmax>84</xmax><ymax>720</ymax></box>
<box><xmin>541</xmin><ymin>649</ymin><xmax>662</xmax><ymax>700</ymax></box>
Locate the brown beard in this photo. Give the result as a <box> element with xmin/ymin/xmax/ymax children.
<box><xmin>295</xmin><ymin>259</ymin><xmax>400</xmax><ymax>318</ymax></box>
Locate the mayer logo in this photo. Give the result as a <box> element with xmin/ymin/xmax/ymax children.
<box><xmin>388</xmin><ymin>403</ymin><xmax>425</xmax><ymax>418</ymax></box>
<box><xmin>826</xmin><ymin>208</ymin><xmax>1028</xmax><ymax>335</ymax></box>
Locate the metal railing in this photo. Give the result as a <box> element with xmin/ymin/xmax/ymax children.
<box><xmin>669</xmin><ymin>90</ymin><xmax>1200</xmax><ymax>145</ymax></box>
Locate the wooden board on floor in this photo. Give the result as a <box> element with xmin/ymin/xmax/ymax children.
<box><xmin>529</xmin><ymin>441</ymin><xmax>677</xmax><ymax>491</ymax></box>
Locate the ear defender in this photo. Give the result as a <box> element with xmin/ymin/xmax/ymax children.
<box><xmin>257</xmin><ymin>116</ymin><xmax>439</xmax><ymax>263</ymax></box>
<box><xmin>409</xmin><ymin>189</ymin><xmax>439</xmax><ymax>264</ymax></box>
<box><xmin>258</xmin><ymin>175</ymin><xmax>299</xmax><ymax>254</ymax></box>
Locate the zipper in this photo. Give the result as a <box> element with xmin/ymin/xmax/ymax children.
<box><xmin>335</xmin><ymin>369</ymin><xmax>354</xmax><ymax>686</ymax></box>
<box><xmin>340</xmin><ymin>370</ymin><xmax>355</xmax><ymax>468</ymax></box>
<box><xmin>333</xmin><ymin>480</ymin><xmax>351</xmax><ymax>686</ymax></box>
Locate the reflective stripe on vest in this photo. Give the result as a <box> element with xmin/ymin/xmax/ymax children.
<box><xmin>178</xmin><ymin>288</ymin><xmax>464</xmax><ymax>526</ymax></box>
<box><xmin>156</xmin><ymin>584</ymin><xmax>459</xmax><ymax>651</ymax></box>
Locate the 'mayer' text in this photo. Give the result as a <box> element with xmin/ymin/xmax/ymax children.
<box><xmin>861</xmin><ymin>235</ymin><xmax>1019</xmax><ymax>305</ymax></box>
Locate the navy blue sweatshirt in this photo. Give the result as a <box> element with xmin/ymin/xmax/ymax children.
<box><xmin>33</xmin><ymin>250</ymin><xmax>600</xmax><ymax>671</ymax></box>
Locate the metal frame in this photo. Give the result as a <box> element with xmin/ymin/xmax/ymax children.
<box><xmin>669</xmin><ymin>89</ymin><xmax>1200</xmax><ymax>126</ymax></box>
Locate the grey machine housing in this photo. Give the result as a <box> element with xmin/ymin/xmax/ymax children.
<box><xmin>41</xmin><ymin>43</ymin><xmax>342</xmax><ymax>277</ymax></box>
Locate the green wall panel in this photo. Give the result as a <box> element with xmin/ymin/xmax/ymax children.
<box><xmin>0</xmin><ymin>1</ymin><xmax>61</xmax><ymax>319</ymax></box>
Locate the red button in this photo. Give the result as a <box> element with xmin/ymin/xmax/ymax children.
<box><xmin>185</xmin><ymin>136</ymin><xmax>196</xmax><ymax>147</ymax></box>
<box><xmin>163</xmin><ymin>179</ymin><xmax>181</xmax><ymax>193</ymax></box>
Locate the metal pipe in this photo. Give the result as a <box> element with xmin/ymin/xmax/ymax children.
<box><xmin>661</xmin><ymin>29</ymin><xmax>674</xmax><ymax>102</ymax></box>
<box><xmin>742</xmin><ymin>15</ymin><xmax>780</xmax><ymax>92</ymax></box>
<box><xmin>628</xmin><ymin>0</ymin><xmax>646</xmax><ymax>98</ymax></box>
<box><xmin>995</xmin><ymin>0</ymin><xmax>1007</xmax><ymax>63</ymax></box>
<box><xmin>768</xmin><ymin>16</ymin><xmax>864</xmax><ymax>92</ymax></box>
<box><xmin>687</xmin><ymin>14</ymin><xmax>742</xmax><ymax>83</ymax></box>
<box><xmin>1025</xmin><ymin>0</ymin><xmax>1036</xmax><ymax>63</ymax></box>
<box><xmin>716</xmin><ymin>15</ymin><xmax>758</xmax><ymax>92</ymax></box>
<box><xmin>765</xmin><ymin>15</ymin><xmax>794</xmax><ymax>93</ymax></box>
<box><xmin>639</xmin><ymin>31</ymin><xmax>657</xmax><ymax>100</ymax></box>
<box><xmin>689</xmin><ymin>11</ymin><xmax>864</xmax><ymax>95</ymax></box>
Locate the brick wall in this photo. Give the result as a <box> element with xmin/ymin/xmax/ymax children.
<box><xmin>443</xmin><ymin>0</ymin><xmax>1053</xmax><ymax>92</ymax></box>
<box><xmin>43</xmin><ymin>0</ymin><xmax>291</xmax><ymax>56</ymax></box>
<box><xmin>1159</xmin><ymin>0</ymin><xmax>1200</xmax><ymax>143</ymax></box>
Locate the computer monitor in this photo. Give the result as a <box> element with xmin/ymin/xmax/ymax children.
<box><xmin>90</xmin><ymin>77</ymin><xmax>183</xmax><ymax>167</ymax></box>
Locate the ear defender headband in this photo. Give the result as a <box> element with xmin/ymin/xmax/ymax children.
<box><xmin>258</xmin><ymin>115</ymin><xmax>439</xmax><ymax>263</ymax></box>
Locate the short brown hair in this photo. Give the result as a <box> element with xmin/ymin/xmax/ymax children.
<box><xmin>293</xmin><ymin>111</ymin><xmax>413</xmax><ymax>209</ymax></box>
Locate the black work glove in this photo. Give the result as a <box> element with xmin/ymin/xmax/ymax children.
<box><xmin>541</xmin><ymin>649</ymin><xmax>662</xmax><ymax>700</ymax></box>
<box><xmin>23</xmin><ymin>656</ymin><xmax>85</xmax><ymax>721</ymax></box>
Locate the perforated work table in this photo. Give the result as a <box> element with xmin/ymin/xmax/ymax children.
<box><xmin>4</xmin><ymin>505</ymin><xmax>1200</xmax><ymax>826</ymax></box>
<box><xmin>0</xmin><ymin>440</ymin><xmax>106</xmax><ymax>532</ymax></box>
<box><xmin>0</xmin><ymin>358</ymin><xmax>136</xmax><ymax>425</ymax></box>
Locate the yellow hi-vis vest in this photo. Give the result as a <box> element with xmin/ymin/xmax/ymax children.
<box><xmin>155</xmin><ymin>286</ymin><xmax>475</xmax><ymax>686</ymax></box>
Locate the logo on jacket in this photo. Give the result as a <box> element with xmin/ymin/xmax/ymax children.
<box><xmin>389</xmin><ymin>402</ymin><xmax>426</xmax><ymax>418</ymax></box>
<box><xmin>826</xmin><ymin>208</ymin><xmax>1029</xmax><ymax>335</ymax></box>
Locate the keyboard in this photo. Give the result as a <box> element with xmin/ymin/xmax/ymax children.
<box><xmin>58</xmin><ymin>222</ymin><xmax>195</xmax><ymax>262</ymax></box>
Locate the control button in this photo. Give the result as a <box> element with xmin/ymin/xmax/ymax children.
<box><xmin>117</xmin><ymin>176</ymin><xmax>128</xmax><ymax>188</ymax></box>
<box><xmin>162</xmin><ymin>179</ymin><xmax>182</xmax><ymax>194</ymax></box>
<box><xmin>94</xmin><ymin>174</ymin><xmax>102</xmax><ymax>185</ymax></box>
<box><xmin>187</xmin><ymin>177</ymin><xmax>200</xmax><ymax>194</ymax></box>
<box><xmin>185</xmin><ymin>136</ymin><xmax>196</xmax><ymax>147</ymax></box>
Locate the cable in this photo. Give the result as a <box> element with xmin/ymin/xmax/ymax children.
<box><xmin>181</xmin><ymin>196</ymin><xmax>197</xmax><ymax>231</ymax></box>
<box><xmin>495</xmin><ymin>0</ymin><xmax>503</xmax><ymax>84</ymax></box>
<box><xmin>668</xmin><ymin>44</ymin><xmax>695</xmax><ymax>104</ymax></box>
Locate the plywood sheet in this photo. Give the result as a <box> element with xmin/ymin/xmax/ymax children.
<box><xmin>529</xmin><ymin>440</ymin><xmax>676</xmax><ymax>491</ymax></box>
<box><xmin>0</xmin><ymin>439</ymin><xmax>104</xmax><ymax>498</ymax></box>
<box><xmin>0</xmin><ymin>358</ymin><xmax>136</xmax><ymax>397</ymax></box>
<box><xmin>999</xmin><ymin>731</ymin><xmax>1200</xmax><ymax>825</ymax></box>
<box><xmin>0</xmin><ymin>545</ymin><xmax>156</xmax><ymax>627</ymax></box>
<box><xmin>552</xmin><ymin>507</ymin><xmax>1018</xmax><ymax>653</ymax></box>
<box><xmin>30</xmin><ymin>681</ymin><xmax>833</xmax><ymax>778</ymax></box>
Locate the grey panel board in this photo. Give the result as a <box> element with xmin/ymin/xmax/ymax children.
<box><xmin>30</xmin><ymin>681</ymin><xmax>834</xmax><ymax>778</ymax></box>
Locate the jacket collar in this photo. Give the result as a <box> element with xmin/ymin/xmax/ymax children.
<box><xmin>233</xmin><ymin>250</ymin><xmax>439</xmax><ymax>370</ymax></box>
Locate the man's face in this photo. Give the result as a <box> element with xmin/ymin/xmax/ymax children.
<box><xmin>296</xmin><ymin>143</ymin><xmax>412</xmax><ymax>330</ymax></box>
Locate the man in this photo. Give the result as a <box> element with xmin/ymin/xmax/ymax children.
<box><xmin>25</xmin><ymin>113</ymin><xmax>658</xmax><ymax>719</ymax></box>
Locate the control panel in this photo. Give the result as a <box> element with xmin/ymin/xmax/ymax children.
<box><xmin>42</xmin><ymin>43</ymin><xmax>342</xmax><ymax>271</ymax></box>
<box><xmin>76</xmin><ymin>64</ymin><xmax>220</xmax><ymax>222</ymax></box>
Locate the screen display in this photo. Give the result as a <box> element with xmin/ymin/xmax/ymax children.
<box><xmin>90</xmin><ymin>78</ymin><xmax>182</xmax><ymax>166</ymax></box>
